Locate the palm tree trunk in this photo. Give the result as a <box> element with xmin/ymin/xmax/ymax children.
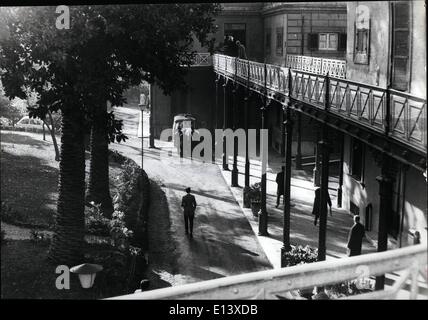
<box><xmin>48</xmin><ymin>110</ymin><xmax>86</xmax><ymax>265</ymax></box>
<box><xmin>86</xmin><ymin>101</ymin><xmax>113</xmax><ymax>218</ymax></box>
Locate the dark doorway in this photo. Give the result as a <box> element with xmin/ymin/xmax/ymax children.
<box><xmin>224</xmin><ymin>23</ymin><xmax>246</xmax><ymax>46</ymax></box>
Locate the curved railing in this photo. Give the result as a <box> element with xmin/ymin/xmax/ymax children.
<box><xmin>213</xmin><ymin>54</ymin><xmax>427</xmax><ymax>153</ymax></box>
<box><xmin>110</xmin><ymin>244</ymin><xmax>427</xmax><ymax>300</ymax></box>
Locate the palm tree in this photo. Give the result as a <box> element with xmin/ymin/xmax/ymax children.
<box><xmin>48</xmin><ymin>110</ymin><xmax>86</xmax><ymax>265</ymax></box>
<box><xmin>86</xmin><ymin>101</ymin><xmax>114</xmax><ymax>218</ymax></box>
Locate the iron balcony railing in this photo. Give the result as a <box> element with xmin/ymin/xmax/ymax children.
<box><xmin>181</xmin><ymin>52</ymin><xmax>212</xmax><ymax>67</ymax></box>
<box><xmin>212</xmin><ymin>54</ymin><xmax>427</xmax><ymax>153</ymax></box>
<box><xmin>286</xmin><ymin>54</ymin><xmax>347</xmax><ymax>79</ymax></box>
<box><xmin>110</xmin><ymin>244</ymin><xmax>427</xmax><ymax>300</ymax></box>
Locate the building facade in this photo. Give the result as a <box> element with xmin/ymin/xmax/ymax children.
<box><xmin>151</xmin><ymin>2</ymin><xmax>427</xmax><ymax>252</ymax></box>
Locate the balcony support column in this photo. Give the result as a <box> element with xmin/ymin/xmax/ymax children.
<box><xmin>375</xmin><ymin>154</ymin><xmax>394</xmax><ymax>291</ymax></box>
<box><xmin>337</xmin><ymin>132</ymin><xmax>345</xmax><ymax>208</ymax></box>
<box><xmin>295</xmin><ymin>112</ymin><xmax>303</xmax><ymax>170</ymax></box>
<box><xmin>222</xmin><ymin>80</ymin><xmax>229</xmax><ymax>171</ymax></box>
<box><xmin>231</xmin><ymin>84</ymin><xmax>239</xmax><ymax>187</ymax></box>
<box><xmin>317</xmin><ymin>125</ymin><xmax>331</xmax><ymax>262</ymax></box>
<box><xmin>258</xmin><ymin>101</ymin><xmax>269</xmax><ymax>237</ymax></box>
<box><xmin>244</xmin><ymin>93</ymin><xmax>250</xmax><ymax>188</ymax></box>
<box><xmin>313</xmin><ymin>127</ymin><xmax>321</xmax><ymax>187</ymax></box>
<box><xmin>281</xmin><ymin>104</ymin><xmax>293</xmax><ymax>265</ymax></box>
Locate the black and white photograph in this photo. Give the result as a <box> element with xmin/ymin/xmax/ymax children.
<box><xmin>0</xmin><ymin>1</ymin><xmax>426</xmax><ymax>306</ymax></box>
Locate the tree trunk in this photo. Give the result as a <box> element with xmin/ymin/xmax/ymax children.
<box><xmin>48</xmin><ymin>110</ymin><xmax>86</xmax><ymax>265</ymax></box>
<box><xmin>43</xmin><ymin>111</ymin><xmax>60</xmax><ymax>161</ymax></box>
<box><xmin>86</xmin><ymin>101</ymin><xmax>113</xmax><ymax>218</ymax></box>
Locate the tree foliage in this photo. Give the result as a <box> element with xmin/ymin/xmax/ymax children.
<box><xmin>0</xmin><ymin>4</ymin><xmax>221</xmax><ymax>134</ymax></box>
<box><xmin>0</xmin><ymin>4</ymin><xmax>220</xmax><ymax>264</ymax></box>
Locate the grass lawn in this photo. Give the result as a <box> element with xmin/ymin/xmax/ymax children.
<box><xmin>1</xmin><ymin>130</ymin><xmax>123</xmax><ymax>228</ymax></box>
<box><xmin>1</xmin><ymin>130</ymin><xmax>134</xmax><ymax>299</ymax></box>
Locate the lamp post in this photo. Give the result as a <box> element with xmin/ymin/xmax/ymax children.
<box><xmin>70</xmin><ymin>263</ymin><xmax>103</xmax><ymax>289</ymax></box>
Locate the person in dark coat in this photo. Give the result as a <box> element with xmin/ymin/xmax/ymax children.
<box><xmin>312</xmin><ymin>187</ymin><xmax>332</xmax><ymax>226</ymax></box>
<box><xmin>347</xmin><ymin>215</ymin><xmax>365</xmax><ymax>256</ymax></box>
<box><xmin>236</xmin><ymin>40</ymin><xmax>247</xmax><ymax>59</ymax></box>
<box><xmin>275</xmin><ymin>166</ymin><xmax>285</xmax><ymax>208</ymax></box>
<box><xmin>181</xmin><ymin>187</ymin><xmax>197</xmax><ymax>238</ymax></box>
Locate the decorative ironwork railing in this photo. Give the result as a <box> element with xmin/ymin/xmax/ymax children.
<box><xmin>286</xmin><ymin>54</ymin><xmax>347</xmax><ymax>79</ymax></box>
<box><xmin>213</xmin><ymin>54</ymin><xmax>427</xmax><ymax>152</ymax></box>
<box><xmin>189</xmin><ymin>52</ymin><xmax>212</xmax><ymax>67</ymax></box>
<box><xmin>110</xmin><ymin>244</ymin><xmax>427</xmax><ymax>300</ymax></box>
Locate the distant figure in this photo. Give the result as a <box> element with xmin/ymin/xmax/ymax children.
<box><xmin>347</xmin><ymin>215</ymin><xmax>365</xmax><ymax>256</ymax></box>
<box><xmin>414</xmin><ymin>231</ymin><xmax>421</xmax><ymax>245</ymax></box>
<box><xmin>236</xmin><ymin>40</ymin><xmax>247</xmax><ymax>59</ymax></box>
<box><xmin>275</xmin><ymin>166</ymin><xmax>285</xmax><ymax>208</ymax></box>
<box><xmin>224</xmin><ymin>35</ymin><xmax>238</xmax><ymax>57</ymax></box>
<box><xmin>312</xmin><ymin>187</ymin><xmax>332</xmax><ymax>226</ymax></box>
<box><xmin>181</xmin><ymin>187</ymin><xmax>197</xmax><ymax>238</ymax></box>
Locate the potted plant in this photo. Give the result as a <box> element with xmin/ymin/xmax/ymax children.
<box><xmin>248</xmin><ymin>182</ymin><xmax>262</xmax><ymax>217</ymax></box>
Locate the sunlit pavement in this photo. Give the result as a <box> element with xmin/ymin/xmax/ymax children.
<box><xmin>112</xmin><ymin>105</ymin><xmax>427</xmax><ymax>298</ymax></box>
<box><xmin>111</xmin><ymin>106</ymin><xmax>272</xmax><ymax>288</ymax></box>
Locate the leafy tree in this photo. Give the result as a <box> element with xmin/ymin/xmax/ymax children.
<box><xmin>0</xmin><ymin>4</ymin><xmax>220</xmax><ymax>264</ymax></box>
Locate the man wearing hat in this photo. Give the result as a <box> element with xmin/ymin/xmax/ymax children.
<box><xmin>181</xmin><ymin>187</ymin><xmax>197</xmax><ymax>238</ymax></box>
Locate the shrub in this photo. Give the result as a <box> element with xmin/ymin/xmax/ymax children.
<box><xmin>248</xmin><ymin>182</ymin><xmax>262</xmax><ymax>202</ymax></box>
<box><xmin>113</xmin><ymin>159</ymin><xmax>143</xmax><ymax>229</ymax></box>
<box><xmin>85</xmin><ymin>202</ymin><xmax>110</xmax><ymax>237</ymax></box>
<box><xmin>1</xmin><ymin>229</ymin><xmax>6</xmax><ymax>245</ymax></box>
<box><xmin>109</xmin><ymin>210</ymin><xmax>134</xmax><ymax>251</ymax></box>
<box><xmin>282</xmin><ymin>245</ymin><xmax>318</xmax><ymax>267</ymax></box>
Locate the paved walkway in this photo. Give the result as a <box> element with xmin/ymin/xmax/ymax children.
<box><xmin>219</xmin><ymin>151</ymin><xmax>377</xmax><ymax>268</ymax></box>
<box><xmin>111</xmin><ymin>106</ymin><xmax>272</xmax><ymax>288</ymax></box>
<box><xmin>112</xmin><ymin>105</ymin><xmax>426</xmax><ymax>298</ymax></box>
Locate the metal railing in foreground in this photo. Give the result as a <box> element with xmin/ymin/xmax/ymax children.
<box><xmin>109</xmin><ymin>244</ymin><xmax>427</xmax><ymax>300</ymax></box>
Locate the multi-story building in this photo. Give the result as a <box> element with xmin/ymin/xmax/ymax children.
<box><xmin>151</xmin><ymin>1</ymin><xmax>427</xmax><ymax>253</ymax></box>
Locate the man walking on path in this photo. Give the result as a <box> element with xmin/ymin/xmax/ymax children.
<box><xmin>275</xmin><ymin>166</ymin><xmax>285</xmax><ymax>208</ymax></box>
<box><xmin>312</xmin><ymin>187</ymin><xmax>332</xmax><ymax>225</ymax></box>
<box><xmin>181</xmin><ymin>187</ymin><xmax>197</xmax><ymax>238</ymax></box>
<box><xmin>347</xmin><ymin>215</ymin><xmax>365</xmax><ymax>256</ymax></box>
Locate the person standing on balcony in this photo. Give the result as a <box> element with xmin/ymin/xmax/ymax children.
<box><xmin>236</xmin><ymin>40</ymin><xmax>247</xmax><ymax>59</ymax></box>
<box><xmin>312</xmin><ymin>187</ymin><xmax>332</xmax><ymax>226</ymax></box>
<box><xmin>275</xmin><ymin>166</ymin><xmax>285</xmax><ymax>208</ymax></box>
<box><xmin>346</xmin><ymin>215</ymin><xmax>365</xmax><ymax>256</ymax></box>
<box><xmin>181</xmin><ymin>187</ymin><xmax>197</xmax><ymax>238</ymax></box>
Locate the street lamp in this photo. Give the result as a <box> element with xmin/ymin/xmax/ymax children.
<box><xmin>70</xmin><ymin>263</ymin><xmax>103</xmax><ymax>289</ymax></box>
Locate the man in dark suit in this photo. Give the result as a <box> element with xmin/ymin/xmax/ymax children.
<box><xmin>181</xmin><ymin>187</ymin><xmax>197</xmax><ymax>238</ymax></box>
<box><xmin>312</xmin><ymin>187</ymin><xmax>332</xmax><ymax>225</ymax></box>
<box><xmin>236</xmin><ymin>40</ymin><xmax>247</xmax><ymax>59</ymax></box>
<box><xmin>275</xmin><ymin>166</ymin><xmax>285</xmax><ymax>208</ymax></box>
<box><xmin>347</xmin><ymin>215</ymin><xmax>365</xmax><ymax>256</ymax></box>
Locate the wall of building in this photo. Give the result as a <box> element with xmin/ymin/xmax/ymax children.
<box><xmin>346</xmin><ymin>2</ymin><xmax>390</xmax><ymax>87</ymax></box>
<box><xmin>263</xmin><ymin>14</ymin><xmax>287</xmax><ymax>66</ymax></box>
<box><xmin>212</xmin><ymin>3</ymin><xmax>264</xmax><ymax>61</ymax></box>
<box><xmin>342</xmin><ymin>134</ymin><xmax>427</xmax><ymax>248</ymax></box>
<box><xmin>262</xmin><ymin>3</ymin><xmax>347</xmax><ymax>66</ymax></box>
<box><xmin>410</xmin><ymin>0</ymin><xmax>426</xmax><ymax>98</ymax></box>
<box><xmin>152</xmin><ymin>68</ymin><xmax>216</xmax><ymax>138</ymax></box>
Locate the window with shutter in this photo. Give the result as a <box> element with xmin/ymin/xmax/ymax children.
<box><xmin>276</xmin><ymin>27</ymin><xmax>283</xmax><ymax>56</ymax></box>
<box><xmin>391</xmin><ymin>1</ymin><xmax>410</xmax><ymax>91</ymax></box>
<box><xmin>338</xmin><ymin>33</ymin><xmax>347</xmax><ymax>51</ymax></box>
<box><xmin>308</xmin><ymin>33</ymin><xmax>318</xmax><ymax>50</ymax></box>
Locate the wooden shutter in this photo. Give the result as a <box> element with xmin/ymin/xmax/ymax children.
<box><xmin>308</xmin><ymin>33</ymin><xmax>318</xmax><ymax>50</ymax></box>
<box><xmin>391</xmin><ymin>1</ymin><xmax>410</xmax><ymax>91</ymax></box>
<box><xmin>338</xmin><ymin>33</ymin><xmax>347</xmax><ymax>51</ymax></box>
